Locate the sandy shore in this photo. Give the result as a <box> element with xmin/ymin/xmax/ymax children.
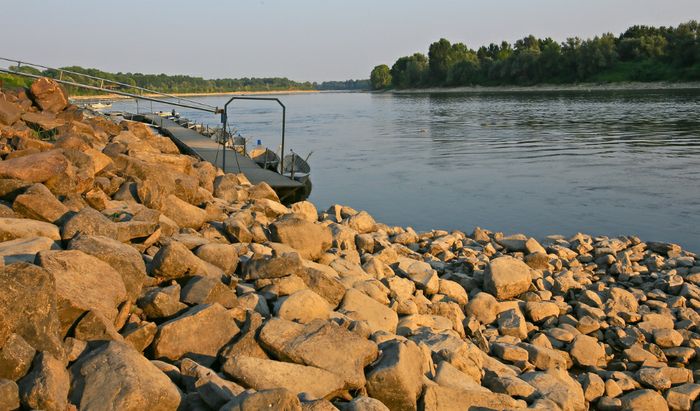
<box><xmin>388</xmin><ymin>81</ymin><xmax>700</xmax><ymax>94</ymax></box>
<box><xmin>69</xmin><ymin>89</ymin><xmax>319</xmax><ymax>101</ymax></box>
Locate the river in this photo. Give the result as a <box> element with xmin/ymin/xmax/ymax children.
<box><xmin>112</xmin><ymin>89</ymin><xmax>700</xmax><ymax>252</ymax></box>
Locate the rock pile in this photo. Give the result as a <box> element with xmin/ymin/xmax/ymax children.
<box><xmin>0</xmin><ymin>78</ymin><xmax>698</xmax><ymax>410</ymax></box>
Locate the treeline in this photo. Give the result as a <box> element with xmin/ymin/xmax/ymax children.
<box><xmin>6</xmin><ymin>65</ymin><xmax>318</xmax><ymax>95</ymax></box>
<box><xmin>370</xmin><ymin>21</ymin><xmax>700</xmax><ymax>89</ymax></box>
<box><xmin>316</xmin><ymin>79</ymin><xmax>370</xmax><ymax>90</ymax></box>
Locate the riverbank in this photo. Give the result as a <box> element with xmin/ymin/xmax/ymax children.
<box><xmin>0</xmin><ymin>77</ymin><xmax>697</xmax><ymax>410</ymax></box>
<box><xmin>69</xmin><ymin>89</ymin><xmax>319</xmax><ymax>101</ymax></box>
<box><xmin>389</xmin><ymin>81</ymin><xmax>700</xmax><ymax>94</ymax></box>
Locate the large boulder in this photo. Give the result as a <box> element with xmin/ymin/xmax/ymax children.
<box><xmin>520</xmin><ymin>369</ymin><xmax>586</xmax><ymax>411</ymax></box>
<box><xmin>620</xmin><ymin>389</ymin><xmax>669</xmax><ymax>411</ymax></box>
<box><xmin>0</xmin><ymin>217</ymin><xmax>60</xmax><ymax>241</ymax></box>
<box><xmin>483</xmin><ymin>256</ymin><xmax>532</xmax><ymax>300</ymax></box>
<box><xmin>36</xmin><ymin>250</ymin><xmax>127</xmax><ymax>335</ymax></box>
<box><xmin>242</xmin><ymin>252</ymin><xmax>303</xmax><ymax>280</ymax></box>
<box><xmin>29</xmin><ymin>78</ymin><xmax>68</xmax><ymax>113</ymax></box>
<box><xmin>259</xmin><ymin>319</ymin><xmax>378</xmax><ymax>389</ymax></box>
<box><xmin>149</xmin><ymin>240</ymin><xmax>208</xmax><ymax>279</ymax></box>
<box><xmin>17</xmin><ymin>352</ymin><xmax>69</xmax><ymax>411</ymax></box>
<box><xmin>366</xmin><ymin>340</ymin><xmax>424</xmax><ymax>411</ymax></box>
<box><xmin>152</xmin><ymin>303</ymin><xmax>239</xmax><ymax>366</ymax></box>
<box><xmin>421</xmin><ymin>385</ymin><xmax>522</xmax><ymax>411</ymax></box>
<box><xmin>0</xmin><ymin>149</ymin><xmax>68</xmax><ymax>183</ymax></box>
<box><xmin>195</xmin><ymin>243</ymin><xmax>239</xmax><ymax>274</ymax></box>
<box><xmin>274</xmin><ymin>289</ymin><xmax>332</xmax><ymax>324</ymax></box>
<box><xmin>60</xmin><ymin>207</ymin><xmax>119</xmax><ymax>241</ymax></box>
<box><xmin>69</xmin><ymin>341</ymin><xmax>182</xmax><ymax>410</ymax></box>
<box><xmin>68</xmin><ymin>234</ymin><xmax>147</xmax><ymax>300</ymax></box>
<box><xmin>0</xmin><ymin>236</ymin><xmax>60</xmax><ymax>265</ymax></box>
<box><xmin>221</xmin><ymin>388</ymin><xmax>301</xmax><ymax>411</ymax></box>
<box><xmin>411</xmin><ymin>331</ymin><xmax>483</xmax><ymax>383</ymax></box>
<box><xmin>12</xmin><ymin>183</ymin><xmax>69</xmax><ymax>224</ymax></box>
<box><xmin>339</xmin><ymin>289</ymin><xmax>398</xmax><ymax>334</ymax></box>
<box><xmin>222</xmin><ymin>355</ymin><xmax>345</xmax><ymax>400</ymax></box>
<box><xmin>0</xmin><ymin>99</ymin><xmax>22</xmax><ymax>126</ymax></box>
<box><xmin>161</xmin><ymin>194</ymin><xmax>207</xmax><ymax>230</ymax></box>
<box><xmin>268</xmin><ymin>217</ymin><xmax>332</xmax><ymax>261</ymax></box>
<box><xmin>0</xmin><ymin>263</ymin><xmax>63</xmax><ymax>357</ymax></box>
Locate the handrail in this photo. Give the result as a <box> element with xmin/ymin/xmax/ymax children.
<box><xmin>222</xmin><ymin>96</ymin><xmax>286</xmax><ymax>174</ymax></box>
<box><xmin>0</xmin><ymin>66</ymin><xmax>220</xmax><ymax>114</ymax></box>
<box><xmin>0</xmin><ymin>56</ymin><xmax>218</xmax><ymax>112</ymax></box>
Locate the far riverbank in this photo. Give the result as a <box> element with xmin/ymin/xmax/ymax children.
<box><xmin>69</xmin><ymin>89</ymin><xmax>319</xmax><ymax>101</ymax></box>
<box><xmin>388</xmin><ymin>81</ymin><xmax>700</xmax><ymax>94</ymax></box>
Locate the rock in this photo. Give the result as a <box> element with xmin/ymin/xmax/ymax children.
<box><xmin>0</xmin><ymin>236</ymin><xmax>60</xmax><ymax>264</ymax></box>
<box><xmin>68</xmin><ymin>234</ymin><xmax>147</xmax><ymax>300</ymax></box>
<box><xmin>161</xmin><ymin>194</ymin><xmax>207</xmax><ymax>230</ymax></box>
<box><xmin>259</xmin><ymin>319</ymin><xmax>378</xmax><ymax>390</ymax></box>
<box><xmin>290</xmin><ymin>201</ymin><xmax>318</xmax><ymax>222</ymax></box>
<box><xmin>498</xmin><ymin>308</ymin><xmax>528</xmax><ymax>340</ymax></box>
<box><xmin>395</xmin><ymin>258</ymin><xmax>439</xmax><ymax>295</ymax></box>
<box><xmin>339</xmin><ymin>289</ymin><xmax>398</xmax><ymax>334</ymax></box>
<box><xmin>0</xmin><ymin>217</ymin><xmax>60</xmax><ymax>241</ymax></box>
<box><xmin>12</xmin><ymin>183</ymin><xmax>69</xmax><ymax>224</ymax></box>
<box><xmin>29</xmin><ymin>78</ymin><xmax>68</xmax><ymax>112</ymax></box>
<box><xmin>520</xmin><ymin>343</ymin><xmax>568</xmax><ymax>370</ymax></box>
<box><xmin>465</xmin><ymin>292</ymin><xmax>499</xmax><ymax>325</ymax></box>
<box><xmin>69</xmin><ymin>341</ymin><xmax>182</xmax><ymax>410</ymax></box>
<box><xmin>222</xmin><ymin>388</ymin><xmax>301</xmax><ymax>411</ymax></box>
<box><xmin>411</xmin><ymin>331</ymin><xmax>483</xmax><ymax>383</ymax></box>
<box><xmin>153</xmin><ymin>303</ymin><xmax>239</xmax><ymax>366</ymax></box>
<box><xmin>274</xmin><ymin>289</ymin><xmax>331</xmax><ymax>324</ymax></box>
<box><xmin>0</xmin><ymin>379</ymin><xmax>19</xmax><ymax>411</ymax></box>
<box><xmin>60</xmin><ymin>206</ymin><xmax>119</xmax><ymax>241</ymax></box>
<box><xmin>149</xmin><ymin>240</ymin><xmax>208</xmax><ymax>279</ymax></box>
<box><xmin>520</xmin><ymin>369</ymin><xmax>586</xmax><ymax>411</ymax></box>
<box><xmin>0</xmin><ymin>263</ymin><xmax>63</xmax><ymax>357</ymax></box>
<box><xmin>483</xmin><ymin>256</ymin><xmax>532</xmax><ymax>299</ymax></box>
<box><xmin>243</xmin><ymin>252</ymin><xmax>303</xmax><ymax>280</ymax></box>
<box><xmin>222</xmin><ymin>355</ymin><xmax>344</xmax><ymax>400</ymax></box>
<box><xmin>219</xmin><ymin>312</ymin><xmax>269</xmax><ymax>361</ymax></box>
<box><xmin>366</xmin><ymin>340</ymin><xmax>424</xmax><ymax>411</ymax></box>
<box><xmin>421</xmin><ymin>385</ymin><xmax>522</xmax><ymax>411</ymax></box>
<box><xmin>580</xmin><ymin>372</ymin><xmax>605</xmax><ymax>402</ymax></box>
<box><xmin>525</xmin><ymin>301</ymin><xmax>560</xmax><ymax>323</ymax></box>
<box><xmin>137</xmin><ymin>284</ymin><xmax>187</xmax><ymax>320</ymax></box>
<box><xmin>0</xmin><ymin>333</ymin><xmax>35</xmax><ymax>381</ymax></box>
<box><xmin>73</xmin><ymin>310</ymin><xmax>123</xmax><ymax>342</ymax></box>
<box><xmin>21</xmin><ymin>112</ymin><xmax>65</xmax><ymax>131</ymax></box>
<box><xmin>17</xmin><ymin>352</ymin><xmax>69</xmax><ymax>411</ymax></box>
<box><xmin>620</xmin><ymin>389</ymin><xmax>669</xmax><ymax>411</ymax></box>
<box><xmin>0</xmin><ymin>149</ymin><xmax>68</xmax><ymax>183</ymax></box>
<box><xmin>296</xmin><ymin>263</ymin><xmax>346</xmax><ymax>307</ymax></box>
<box><xmin>569</xmin><ymin>334</ymin><xmax>605</xmax><ymax>367</ymax></box>
<box><xmin>37</xmin><ymin>250</ymin><xmax>127</xmax><ymax>335</ymax></box>
<box><xmin>397</xmin><ymin>314</ymin><xmax>454</xmax><ymax>336</ymax></box>
<box><xmin>341</xmin><ymin>396</ymin><xmax>389</xmax><ymax>411</ymax></box>
<box><xmin>268</xmin><ymin>218</ymin><xmax>332</xmax><ymax>260</ymax></box>
<box><xmin>0</xmin><ymin>99</ymin><xmax>21</xmax><ymax>125</ymax></box>
<box><xmin>433</xmin><ymin>361</ymin><xmax>485</xmax><ymax>392</ymax></box>
<box><xmin>345</xmin><ymin>211</ymin><xmax>375</xmax><ymax>234</ymax></box>
<box><xmin>491</xmin><ymin>342</ymin><xmax>529</xmax><ymax>363</ymax></box>
<box><xmin>122</xmin><ymin>321</ymin><xmax>157</xmax><ymax>352</ymax></box>
<box><xmin>637</xmin><ymin>367</ymin><xmax>672</xmax><ymax>390</ymax></box>
<box><xmin>665</xmin><ymin>383</ymin><xmax>700</xmax><ymax>411</ymax></box>
<box><xmin>654</xmin><ymin>328</ymin><xmax>684</xmax><ymax>348</ymax></box>
<box><xmin>195</xmin><ymin>243</ymin><xmax>239</xmax><ymax>274</ymax></box>
<box><xmin>181</xmin><ymin>276</ymin><xmax>237</xmax><ymax>308</ymax></box>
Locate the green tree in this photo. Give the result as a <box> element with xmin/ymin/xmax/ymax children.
<box><xmin>370</xmin><ymin>64</ymin><xmax>392</xmax><ymax>89</ymax></box>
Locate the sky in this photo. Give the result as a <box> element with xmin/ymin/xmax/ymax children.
<box><xmin>1</xmin><ymin>0</ymin><xmax>698</xmax><ymax>82</ymax></box>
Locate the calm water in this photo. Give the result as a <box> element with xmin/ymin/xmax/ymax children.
<box><xmin>113</xmin><ymin>89</ymin><xmax>700</xmax><ymax>251</ymax></box>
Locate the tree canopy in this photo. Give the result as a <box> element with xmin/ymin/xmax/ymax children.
<box><xmin>373</xmin><ymin>21</ymin><xmax>700</xmax><ymax>89</ymax></box>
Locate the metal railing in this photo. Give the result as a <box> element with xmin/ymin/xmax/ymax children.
<box><xmin>0</xmin><ymin>57</ymin><xmax>219</xmax><ymax>114</ymax></box>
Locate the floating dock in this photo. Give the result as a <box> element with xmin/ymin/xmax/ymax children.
<box><xmin>134</xmin><ymin>114</ymin><xmax>306</xmax><ymax>202</ymax></box>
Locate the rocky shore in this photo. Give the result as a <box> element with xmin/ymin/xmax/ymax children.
<box><xmin>0</xmin><ymin>77</ymin><xmax>699</xmax><ymax>411</ymax></box>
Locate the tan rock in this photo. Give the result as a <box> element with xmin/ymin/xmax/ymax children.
<box><xmin>0</xmin><ymin>149</ymin><xmax>68</xmax><ymax>184</ymax></box>
<box><xmin>268</xmin><ymin>217</ymin><xmax>332</xmax><ymax>261</ymax></box>
<box><xmin>274</xmin><ymin>289</ymin><xmax>331</xmax><ymax>324</ymax></box>
<box><xmin>339</xmin><ymin>289</ymin><xmax>398</xmax><ymax>334</ymax></box>
<box><xmin>366</xmin><ymin>340</ymin><xmax>424</xmax><ymax>411</ymax></box>
<box><xmin>484</xmin><ymin>256</ymin><xmax>532</xmax><ymax>299</ymax></box>
<box><xmin>29</xmin><ymin>78</ymin><xmax>68</xmax><ymax>113</ymax></box>
<box><xmin>17</xmin><ymin>352</ymin><xmax>69</xmax><ymax>411</ymax></box>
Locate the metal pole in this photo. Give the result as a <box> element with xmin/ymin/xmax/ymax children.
<box><xmin>281</xmin><ymin>105</ymin><xmax>286</xmax><ymax>173</ymax></box>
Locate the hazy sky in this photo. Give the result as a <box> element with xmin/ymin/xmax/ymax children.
<box><xmin>2</xmin><ymin>0</ymin><xmax>698</xmax><ymax>82</ymax></box>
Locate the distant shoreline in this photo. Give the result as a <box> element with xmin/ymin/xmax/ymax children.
<box><xmin>69</xmin><ymin>89</ymin><xmax>319</xmax><ymax>101</ymax></box>
<box><xmin>387</xmin><ymin>81</ymin><xmax>700</xmax><ymax>94</ymax></box>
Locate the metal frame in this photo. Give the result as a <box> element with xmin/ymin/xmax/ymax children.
<box><xmin>221</xmin><ymin>96</ymin><xmax>286</xmax><ymax>174</ymax></box>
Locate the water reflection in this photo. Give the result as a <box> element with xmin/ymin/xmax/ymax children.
<box><xmin>113</xmin><ymin>89</ymin><xmax>700</xmax><ymax>251</ymax></box>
